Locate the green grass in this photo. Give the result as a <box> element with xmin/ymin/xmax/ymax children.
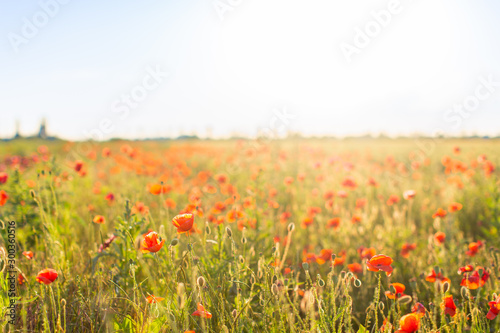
<box><xmin>0</xmin><ymin>138</ymin><xmax>499</xmax><ymax>332</ymax></box>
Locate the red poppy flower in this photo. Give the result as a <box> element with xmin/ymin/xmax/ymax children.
<box><xmin>385</xmin><ymin>283</ymin><xmax>406</xmax><ymax>299</ymax></box>
<box><xmin>441</xmin><ymin>295</ymin><xmax>457</xmax><ymax>317</ymax></box>
<box><xmin>105</xmin><ymin>192</ymin><xmax>115</xmax><ymax>203</ymax></box>
<box><xmin>347</xmin><ymin>263</ymin><xmax>363</xmax><ymax>275</ymax></box>
<box><xmin>74</xmin><ymin>160</ymin><xmax>84</xmax><ymax>172</ymax></box>
<box><xmin>432</xmin><ymin>208</ymin><xmax>447</xmax><ymax>219</ymax></box>
<box><xmin>386</xmin><ymin>195</ymin><xmax>400</xmax><ymax>206</ymax></box>
<box><xmin>149</xmin><ymin>184</ymin><xmax>170</xmax><ymax>195</ymax></box>
<box><xmin>93</xmin><ymin>215</ymin><xmax>106</xmax><ymax>224</ymax></box>
<box><xmin>395</xmin><ymin>313</ymin><xmax>420</xmax><ymax>333</ymax></box>
<box><xmin>411</xmin><ymin>302</ymin><xmax>426</xmax><ymax>317</ymax></box>
<box><xmin>172</xmin><ymin>213</ymin><xmax>194</xmax><ymax>233</ymax></box>
<box><xmin>333</xmin><ymin>250</ymin><xmax>346</xmax><ymax>266</ymax></box>
<box><xmin>22</xmin><ymin>251</ymin><xmax>34</xmax><ymax>260</ymax></box>
<box><xmin>192</xmin><ymin>303</ymin><xmax>212</xmax><ymax>318</ymax></box>
<box><xmin>36</xmin><ymin>268</ymin><xmax>58</xmax><ymax>285</ymax></box>
<box><xmin>358</xmin><ymin>247</ymin><xmax>376</xmax><ymax>260</ymax></box>
<box><xmin>141</xmin><ymin>231</ymin><xmax>165</xmax><ymax>253</ymax></box>
<box><xmin>0</xmin><ymin>172</ymin><xmax>7</xmax><ymax>184</ymax></box>
<box><xmin>448</xmin><ymin>202</ymin><xmax>463</xmax><ymax>213</ymax></box>
<box><xmin>0</xmin><ymin>190</ymin><xmax>8</xmax><ymax>206</ymax></box>
<box><xmin>434</xmin><ymin>232</ymin><xmax>446</xmax><ymax>245</ymax></box>
<box><xmin>457</xmin><ymin>264</ymin><xmax>474</xmax><ymax>274</ymax></box>
<box><xmin>425</xmin><ymin>269</ymin><xmax>450</xmax><ymax>284</ymax></box>
<box><xmin>487</xmin><ymin>295</ymin><xmax>500</xmax><ymax>320</ymax></box>
<box><xmin>316</xmin><ymin>249</ymin><xmax>333</xmax><ymax>265</ymax></box>
<box><xmin>400</xmin><ymin>243</ymin><xmax>416</xmax><ymax>258</ymax></box>
<box><xmin>146</xmin><ymin>295</ymin><xmax>165</xmax><ymax>304</ymax></box>
<box><xmin>327</xmin><ymin>217</ymin><xmax>341</xmax><ymax>229</ymax></box>
<box><xmin>366</xmin><ymin>254</ymin><xmax>393</xmax><ymax>276</ymax></box>
<box><xmin>466</xmin><ymin>241</ymin><xmax>483</xmax><ymax>257</ymax></box>
<box><xmin>403</xmin><ymin>190</ymin><xmax>416</xmax><ymax>200</ymax></box>
<box><xmin>18</xmin><ymin>274</ymin><xmax>26</xmax><ymax>285</ymax></box>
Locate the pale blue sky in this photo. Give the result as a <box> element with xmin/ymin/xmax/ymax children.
<box><xmin>1</xmin><ymin>0</ymin><xmax>500</xmax><ymax>140</ymax></box>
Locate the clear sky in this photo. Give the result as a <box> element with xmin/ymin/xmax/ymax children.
<box><xmin>1</xmin><ymin>0</ymin><xmax>500</xmax><ymax>140</ymax></box>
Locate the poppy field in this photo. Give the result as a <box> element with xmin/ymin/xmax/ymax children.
<box><xmin>1</xmin><ymin>137</ymin><xmax>500</xmax><ymax>333</ymax></box>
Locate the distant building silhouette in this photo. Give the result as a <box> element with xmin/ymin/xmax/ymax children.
<box><xmin>14</xmin><ymin>120</ymin><xmax>22</xmax><ymax>139</ymax></box>
<box><xmin>38</xmin><ymin>118</ymin><xmax>47</xmax><ymax>139</ymax></box>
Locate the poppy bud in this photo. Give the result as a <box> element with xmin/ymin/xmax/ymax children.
<box><xmin>30</xmin><ymin>190</ymin><xmax>36</xmax><ymax>198</ymax></box>
<box><xmin>271</xmin><ymin>284</ymin><xmax>279</xmax><ymax>295</ymax></box>
<box><xmin>205</xmin><ymin>222</ymin><xmax>211</xmax><ymax>235</ymax></box>
<box><xmin>288</xmin><ymin>223</ymin><xmax>295</xmax><ymax>232</ymax></box>
<box><xmin>232</xmin><ymin>309</ymin><xmax>238</xmax><ymax>318</ymax></box>
<box><xmin>241</xmin><ymin>237</ymin><xmax>247</xmax><ymax>244</ymax></box>
<box><xmin>318</xmin><ymin>279</ymin><xmax>325</xmax><ymax>287</ymax></box>
<box><xmin>442</xmin><ymin>281</ymin><xmax>450</xmax><ymax>293</ymax></box>
<box><xmin>225</xmin><ymin>227</ymin><xmax>232</xmax><ymax>238</ymax></box>
<box><xmin>398</xmin><ymin>295</ymin><xmax>413</xmax><ymax>304</ymax></box>
<box><xmin>197</xmin><ymin>276</ymin><xmax>205</xmax><ymax>288</ymax></box>
<box><xmin>354</xmin><ymin>279</ymin><xmax>362</xmax><ymax>288</ymax></box>
<box><xmin>302</xmin><ymin>262</ymin><xmax>309</xmax><ymax>271</ymax></box>
<box><xmin>460</xmin><ymin>286</ymin><xmax>469</xmax><ymax>299</ymax></box>
<box><xmin>378</xmin><ymin>301</ymin><xmax>384</xmax><ymax>311</ymax></box>
<box><xmin>239</xmin><ymin>255</ymin><xmax>245</xmax><ymax>264</ymax></box>
<box><xmin>170</xmin><ymin>238</ymin><xmax>179</xmax><ymax>246</ymax></box>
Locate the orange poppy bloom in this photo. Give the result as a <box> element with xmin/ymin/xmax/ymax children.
<box><xmin>192</xmin><ymin>303</ymin><xmax>212</xmax><ymax>318</ymax></box>
<box><xmin>316</xmin><ymin>249</ymin><xmax>333</xmax><ymax>265</ymax></box>
<box><xmin>432</xmin><ymin>208</ymin><xmax>447</xmax><ymax>219</ymax></box>
<box><xmin>487</xmin><ymin>295</ymin><xmax>500</xmax><ymax>320</ymax></box>
<box><xmin>146</xmin><ymin>295</ymin><xmax>165</xmax><ymax>304</ymax></box>
<box><xmin>400</xmin><ymin>243</ymin><xmax>416</xmax><ymax>258</ymax></box>
<box><xmin>0</xmin><ymin>172</ymin><xmax>7</xmax><ymax>184</ymax></box>
<box><xmin>355</xmin><ymin>198</ymin><xmax>367</xmax><ymax>209</ymax></box>
<box><xmin>105</xmin><ymin>193</ymin><xmax>115</xmax><ymax>203</ymax></box>
<box><xmin>367</xmin><ymin>177</ymin><xmax>379</xmax><ymax>187</ymax></box>
<box><xmin>448</xmin><ymin>202</ymin><xmax>463</xmax><ymax>213</ymax></box>
<box><xmin>466</xmin><ymin>241</ymin><xmax>483</xmax><ymax>257</ymax></box>
<box><xmin>358</xmin><ymin>247</ymin><xmax>376</xmax><ymax>260</ymax></box>
<box><xmin>366</xmin><ymin>254</ymin><xmax>393</xmax><ymax>276</ymax></box>
<box><xmin>36</xmin><ymin>268</ymin><xmax>58</xmax><ymax>285</ymax></box>
<box><xmin>347</xmin><ymin>263</ymin><xmax>362</xmax><ymax>275</ymax></box>
<box><xmin>411</xmin><ymin>302</ymin><xmax>426</xmax><ymax>317</ymax></box>
<box><xmin>396</xmin><ymin>313</ymin><xmax>420</xmax><ymax>333</ymax></box>
<box><xmin>172</xmin><ymin>213</ymin><xmax>194</xmax><ymax>233</ymax></box>
<box><xmin>403</xmin><ymin>190</ymin><xmax>416</xmax><ymax>200</ymax></box>
<box><xmin>284</xmin><ymin>176</ymin><xmax>294</xmax><ymax>185</ymax></box>
<box><xmin>93</xmin><ymin>215</ymin><xmax>106</xmax><ymax>224</ymax></box>
<box><xmin>0</xmin><ymin>190</ymin><xmax>8</xmax><ymax>206</ymax></box>
<box><xmin>301</xmin><ymin>216</ymin><xmax>314</xmax><ymax>228</ymax></box>
<box><xmin>22</xmin><ymin>251</ymin><xmax>34</xmax><ymax>260</ymax></box>
<box><xmin>327</xmin><ymin>217</ymin><xmax>341</xmax><ymax>230</ymax></box>
<box><xmin>351</xmin><ymin>214</ymin><xmax>362</xmax><ymax>224</ymax></box>
<box><xmin>333</xmin><ymin>250</ymin><xmax>346</xmax><ymax>266</ymax></box>
<box><xmin>441</xmin><ymin>295</ymin><xmax>457</xmax><ymax>317</ymax></box>
<box><xmin>425</xmin><ymin>269</ymin><xmax>450</xmax><ymax>284</ymax></box>
<box><xmin>74</xmin><ymin>160</ymin><xmax>84</xmax><ymax>172</ymax></box>
<box><xmin>385</xmin><ymin>283</ymin><xmax>406</xmax><ymax>299</ymax></box>
<box><xmin>164</xmin><ymin>198</ymin><xmax>176</xmax><ymax>209</ymax></box>
<box><xmin>458</xmin><ymin>265</ymin><xmax>474</xmax><ymax>274</ymax></box>
<box><xmin>18</xmin><ymin>274</ymin><xmax>26</xmax><ymax>285</ymax></box>
<box><xmin>149</xmin><ymin>184</ymin><xmax>170</xmax><ymax>195</ymax></box>
<box><xmin>460</xmin><ymin>267</ymin><xmax>489</xmax><ymax>290</ymax></box>
<box><xmin>434</xmin><ymin>232</ymin><xmax>446</xmax><ymax>245</ymax></box>
<box><xmin>141</xmin><ymin>231</ymin><xmax>165</xmax><ymax>253</ymax></box>
<box><xmin>341</xmin><ymin>176</ymin><xmax>357</xmax><ymax>189</ymax></box>
<box><xmin>386</xmin><ymin>195</ymin><xmax>400</xmax><ymax>206</ymax></box>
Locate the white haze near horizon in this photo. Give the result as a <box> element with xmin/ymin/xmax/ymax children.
<box><xmin>1</xmin><ymin>0</ymin><xmax>500</xmax><ymax>140</ymax></box>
